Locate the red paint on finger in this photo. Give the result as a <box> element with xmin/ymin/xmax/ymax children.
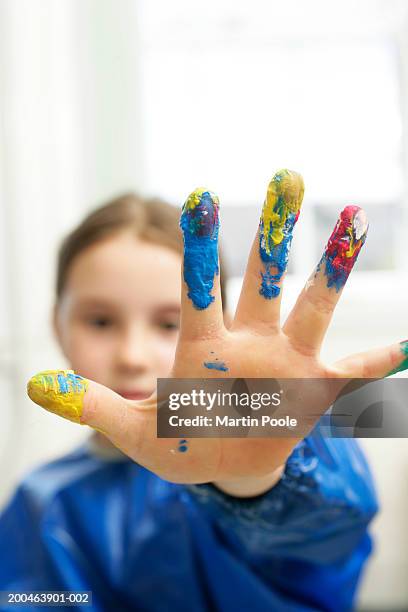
<box><xmin>318</xmin><ymin>206</ymin><xmax>368</xmax><ymax>292</ymax></box>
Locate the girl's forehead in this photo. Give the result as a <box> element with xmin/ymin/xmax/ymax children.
<box><xmin>64</xmin><ymin>233</ymin><xmax>182</xmax><ymax>306</ymax></box>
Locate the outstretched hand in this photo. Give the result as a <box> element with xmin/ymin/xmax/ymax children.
<box><xmin>28</xmin><ymin>170</ymin><xmax>408</xmax><ymax>492</ymax></box>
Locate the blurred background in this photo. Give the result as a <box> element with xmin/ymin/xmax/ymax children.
<box><xmin>0</xmin><ymin>0</ymin><xmax>407</xmax><ymax>609</ymax></box>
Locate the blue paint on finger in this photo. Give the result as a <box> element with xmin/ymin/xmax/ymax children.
<box><xmin>259</xmin><ymin>169</ymin><xmax>304</xmax><ymax>299</ymax></box>
<box><xmin>180</xmin><ymin>188</ymin><xmax>220</xmax><ymax>309</ymax></box>
<box><xmin>259</xmin><ymin>214</ymin><xmax>298</xmax><ymax>298</ymax></box>
<box><xmin>57</xmin><ymin>371</ymin><xmax>86</xmax><ymax>394</ymax></box>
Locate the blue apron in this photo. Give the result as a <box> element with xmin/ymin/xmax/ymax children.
<box><xmin>0</xmin><ymin>425</ymin><xmax>378</xmax><ymax>611</ymax></box>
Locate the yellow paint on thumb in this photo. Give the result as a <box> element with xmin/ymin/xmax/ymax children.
<box><xmin>27</xmin><ymin>369</ymin><xmax>88</xmax><ymax>424</ymax></box>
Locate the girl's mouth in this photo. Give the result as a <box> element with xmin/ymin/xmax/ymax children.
<box><xmin>117</xmin><ymin>390</ymin><xmax>152</xmax><ymax>401</ymax></box>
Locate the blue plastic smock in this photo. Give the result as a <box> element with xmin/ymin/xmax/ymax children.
<box><xmin>0</xmin><ymin>425</ymin><xmax>378</xmax><ymax>611</ymax></box>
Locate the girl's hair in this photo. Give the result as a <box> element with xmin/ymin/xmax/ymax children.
<box><xmin>56</xmin><ymin>193</ymin><xmax>228</xmax><ymax>310</ymax></box>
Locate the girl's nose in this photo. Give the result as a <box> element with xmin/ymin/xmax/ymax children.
<box><xmin>116</xmin><ymin>325</ymin><xmax>153</xmax><ymax>372</ymax></box>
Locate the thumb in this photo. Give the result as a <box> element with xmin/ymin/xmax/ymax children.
<box><xmin>27</xmin><ymin>369</ymin><xmax>220</xmax><ymax>483</ymax></box>
<box><xmin>27</xmin><ymin>369</ymin><xmax>154</xmax><ymax>454</ymax></box>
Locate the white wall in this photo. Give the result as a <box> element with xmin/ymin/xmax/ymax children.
<box><xmin>0</xmin><ymin>0</ymin><xmax>146</xmax><ymax>505</ymax></box>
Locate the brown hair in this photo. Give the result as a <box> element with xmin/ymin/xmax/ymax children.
<box><xmin>56</xmin><ymin>193</ymin><xmax>228</xmax><ymax>310</ymax></box>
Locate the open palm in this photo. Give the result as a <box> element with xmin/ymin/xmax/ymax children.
<box><xmin>28</xmin><ymin>170</ymin><xmax>407</xmax><ymax>486</ymax></box>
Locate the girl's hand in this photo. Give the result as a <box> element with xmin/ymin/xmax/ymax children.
<box><xmin>27</xmin><ymin>170</ymin><xmax>408</xmax><ymax>494</ymax></box>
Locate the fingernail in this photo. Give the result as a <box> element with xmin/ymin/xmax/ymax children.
<box><xmin>180</xmin><ymin>188</ymin><xmax>220</xmax><ymax>309</ymax></box>
<box><xmin>259</xmin><ymin>169</ymin><xmax>304</xmax><ymax>299</ymax></box>
<box><xmin>318</xmin><ymin>205</ymin><xmax>369</xmax><ymax>292</ymax></box>
<box><xmin>388</xmin><ymin>340</ymin><xmax>408</xmax><ymax>376</ymax></box>
<box><xmin>27</xmin><ymin>369</ymin><xmax>88</xmax><ymax>423</ymax></box>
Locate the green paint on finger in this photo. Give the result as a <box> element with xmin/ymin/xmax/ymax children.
<box><xmin>387</xmin><ymin>340</ymin><xmax>408</xmax><ymax>376</ymax></box>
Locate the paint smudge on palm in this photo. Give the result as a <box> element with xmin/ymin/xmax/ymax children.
<box><xmin>27</xmin><ymin>369</ymin><xmax>88</xmax><ymax>423</ymax></box>
<box><xmin>259</xmin><ymin>169</ymin><xmax>304</xmax><ymax>298</ymax></box>
<box><xmin>178</xmin><ymin>439</ymin><xmax>189</xmax><ymax>452</ymax></box>
<box><xmin>387</xmin><ymin>340</ymin><xmax>408</xmax><ymax>376</ymax></box>
<box><xmin>180</xmin><ymin>188</ymin><xmax>220</xmax><ymax>309</ymax></box>
<box><xmin>318</xmin><ymin>206</ymin><xmax>368</xmax><ymax>292</ymax></box>
<box><xmin>204</xmin><ymin>350</ymin><xmax>228</xmax><ymax>371</ymax></box>
<box><xmin>204</xmin><ymin>361</ymin><xmax>229</xmax><ymax>372</ymax></box>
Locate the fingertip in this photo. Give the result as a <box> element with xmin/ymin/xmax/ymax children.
<box><xmin>339</xmin><ymin>205</ymin><xmax>369</xmax><ymax>241</ymax></box>
<box><xmin>387</xmin><ymin>340</ymin><xmax>408</xmax><ymax>376</ymax></box>
<box><xmin>264</xmin><ymin>169</ymin><xmax>305</xmax><ymax>218</ymax></box>
<box><xmin>27</xmin><ymin>369</ymin><xmax>88</xmax><ymax>424</ymax></box>
<box><xmin>319</xmin><ymin>204</ymin><xmax>369</xmax><ymax>292</ymax></box>
<box><xmin>180</xmin><ymin>187</ymin><xmax>220</xmax><ymax>238</ymax></box>
<box><xmin>257</xmin><ymin>168</ymin><xmax>304</xmax><ymax>300</ymax></box>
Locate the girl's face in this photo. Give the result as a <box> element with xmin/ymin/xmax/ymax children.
<box><xmin>54</xmin><ymin>230</ymin><xmax>181</xmax><ymax>401</ymax></box>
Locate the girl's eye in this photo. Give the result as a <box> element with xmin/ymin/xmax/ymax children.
<box><xmin>158</xmin><ymin>321</ymin><xmax>179</xmax><ymax>332</ymax></box>
<box><xmin>88</xmin><ymin>316</ymin><xmax>114</xmax><ymax>329</ymax></box>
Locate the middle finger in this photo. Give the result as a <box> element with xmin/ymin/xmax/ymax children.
<box><xmin>233</xmin><ymin>169</ymin><xmax>304</xmax><ymax>333</ymax></box>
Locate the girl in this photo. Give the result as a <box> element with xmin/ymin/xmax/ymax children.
<box><xmin>2</xmin><ymin>170</ymin><xmax>402</xmax><ymax>610</ymax></box>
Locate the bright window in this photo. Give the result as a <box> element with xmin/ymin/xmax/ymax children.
<box><xmin>138</xmin><ymin>1</ymin><xmax>404</xmax><ymax>275</ymax></box>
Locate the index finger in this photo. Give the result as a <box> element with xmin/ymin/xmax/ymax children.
<box><xmin>179</xmin><ymin>188</ymin><xmax>225</xmax><ymax>340</ymax></box>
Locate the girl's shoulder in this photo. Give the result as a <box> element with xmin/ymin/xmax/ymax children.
<box><xmin>10</xmin><ymin>438</ymin><xmax>135</xmax><ymax>511</ymax></box>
